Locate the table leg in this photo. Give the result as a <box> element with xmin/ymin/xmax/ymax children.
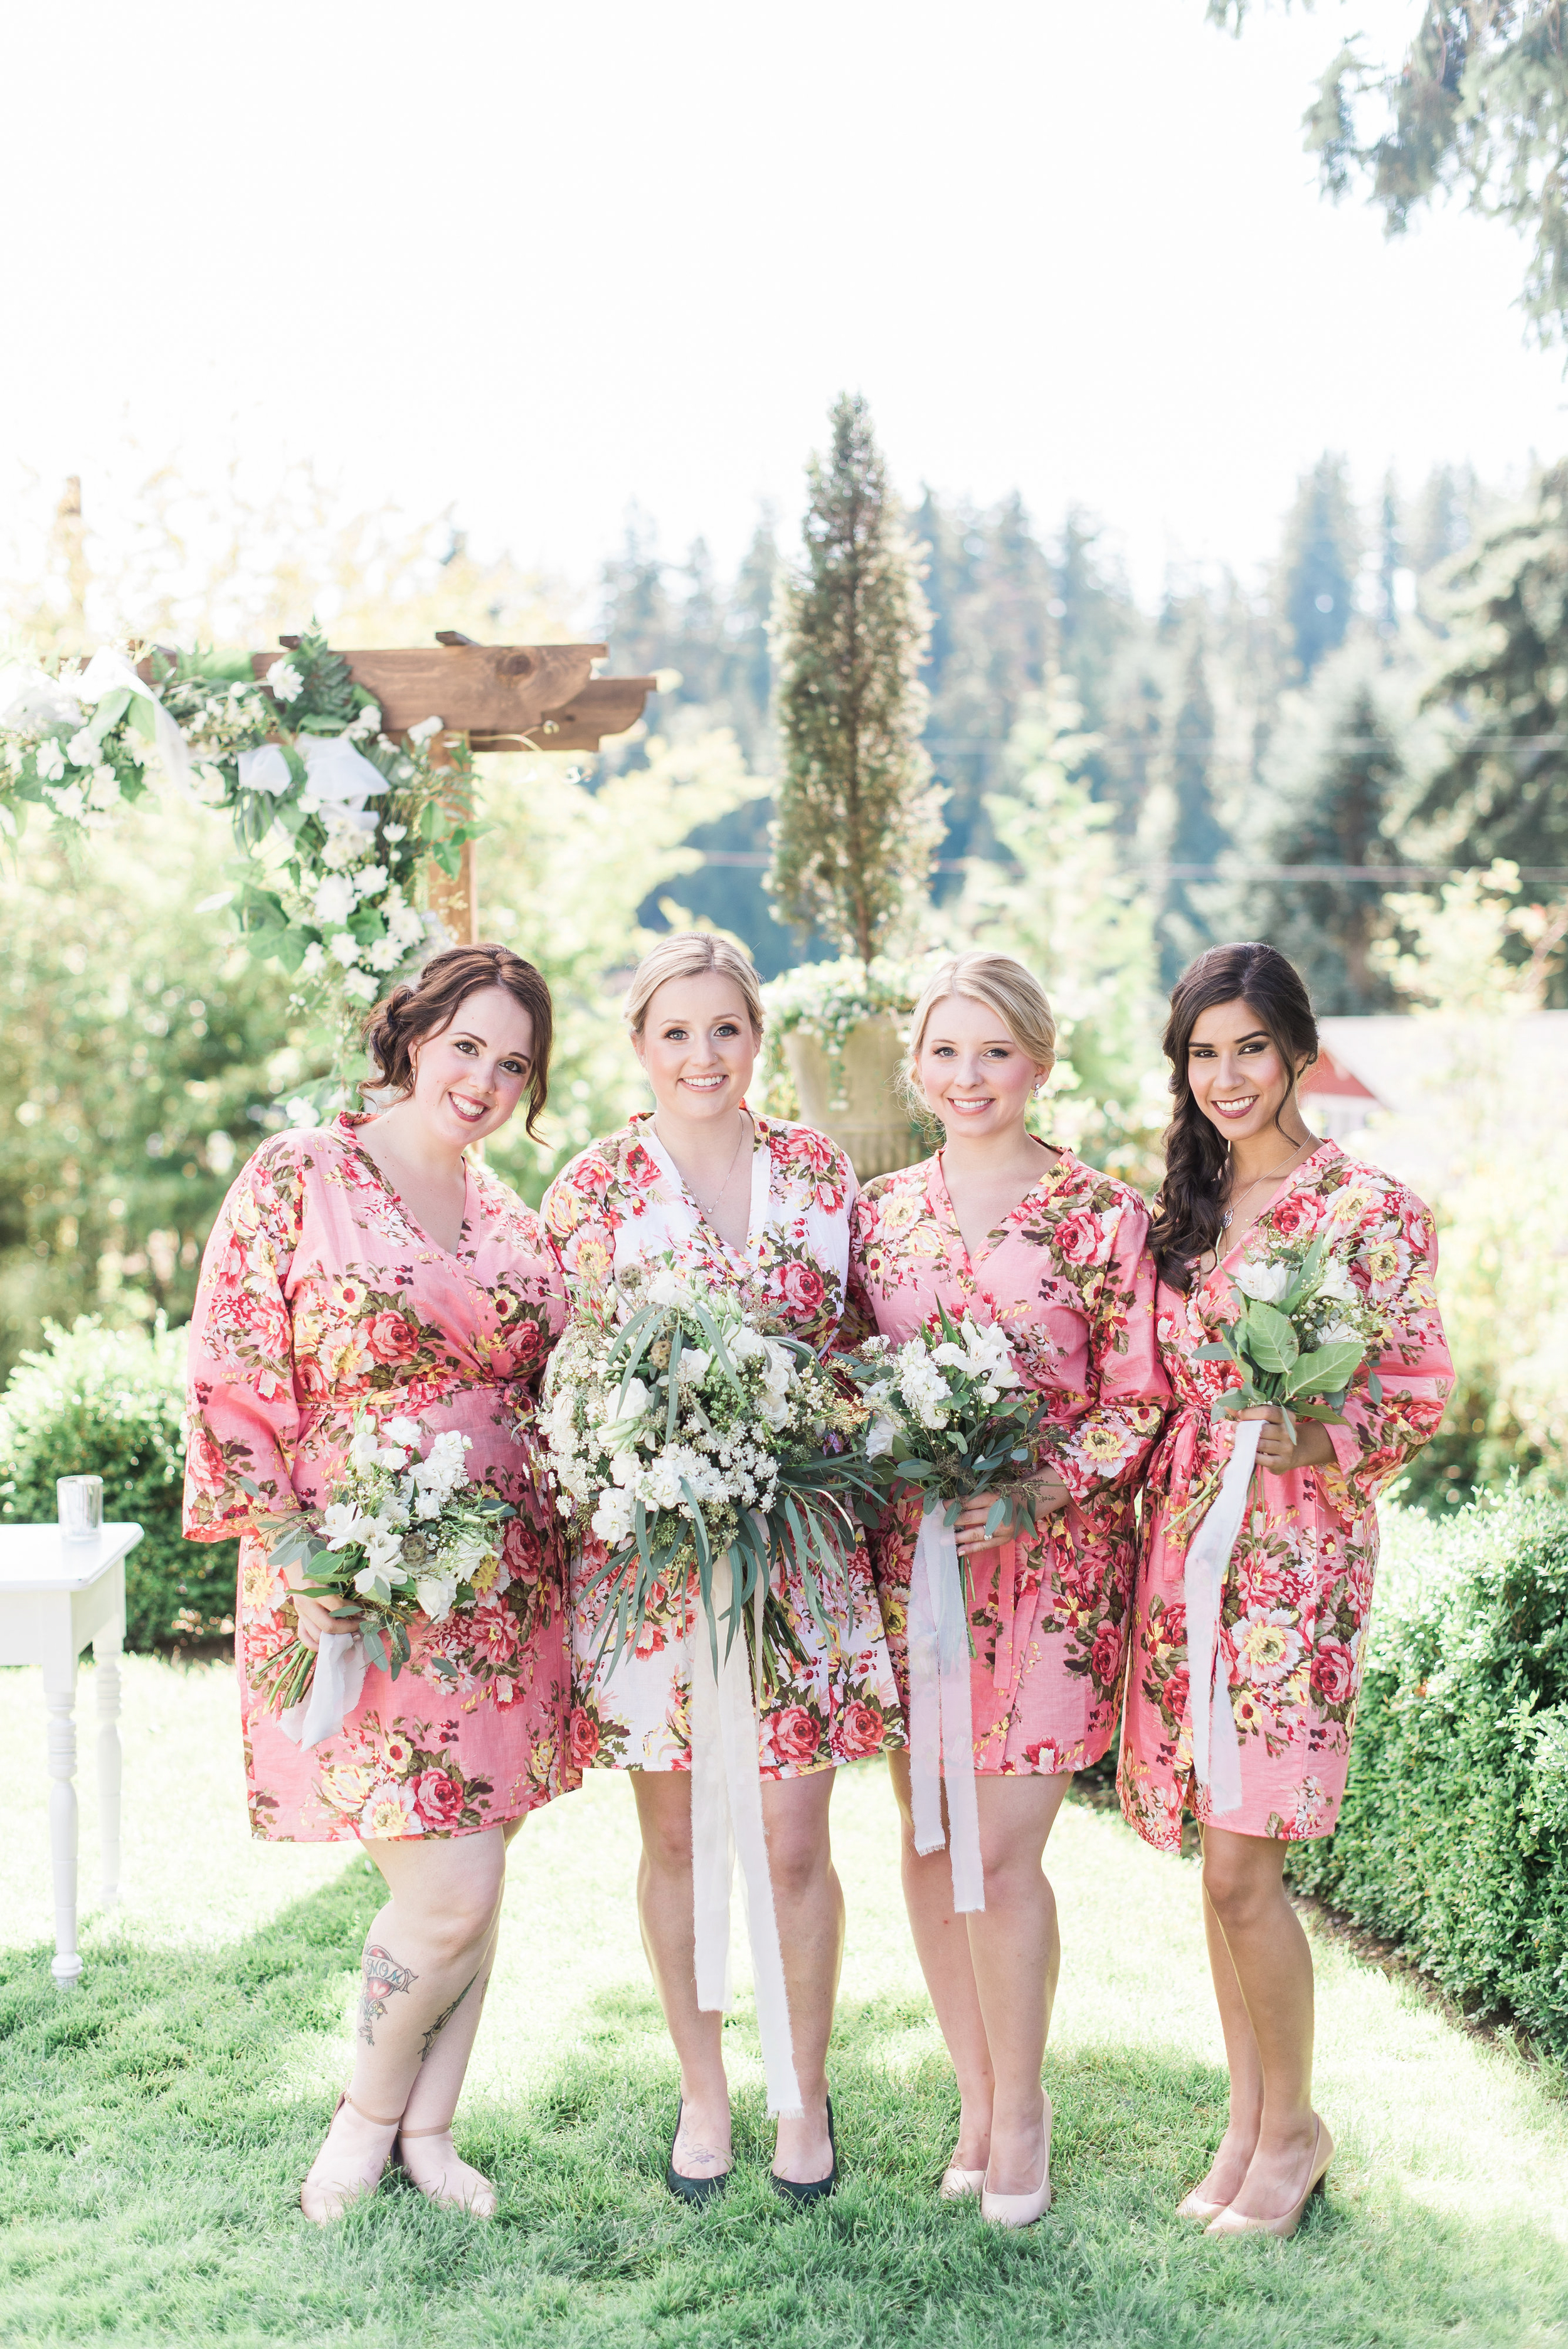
<box><xmin>95</xmin><ymin>1631</ymin><xmax>122</xmax><ymax>1909</ymax></box>
<box><xmin>43</xmin><ymin>1655</ymin><xmax>81</xmax><ymax>1988</ymax></box>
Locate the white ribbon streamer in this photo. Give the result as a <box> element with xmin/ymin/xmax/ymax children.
<box><xmin>277</xmin><ymin>1628</ymin><xmax>368</xmax><ymax>1749</ymax></box>
<box><xmin>906</xmin><ymin>1500</ymin><xmax>985</xmax><ymax>1912</ymax></box>
<box><xmin>73</xmin><ymin>646</ymin><xmax>193</xmax><ymax>797</ymax></box>
<box><xmin>1182</xmin><ymin>1416</ymin><xmax>1261</xmax><ymax>1818</ymax></box>
<box><xmin>237</xmin><ymin>743</ymin><xmax>294</xmax><ymax>795</ymax></box>
<box><xmin>298</xmin><ymin>733</ymin><xmax>389</xmax><ymax>832</ymax></box>
<box><xmin>689</xmin><ymin>1550</ymin><xmax>803</xmax><ymax>2117</ymax></box>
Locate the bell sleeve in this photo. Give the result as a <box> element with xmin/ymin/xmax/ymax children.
<box><xmin>183</xmin><ymin>1138</ymin><xmax>309</xmax><ymax>1547</ymax></box>
<box><xmin>1050</xmin><ymin>1198</ymin><xmax>1170</xmax><ymax>1505</ymax></box>
<box><xmin>1322</xmin><ymin>1186</ymin><xmax>1453</xmax><ymax>1515</ymax></box>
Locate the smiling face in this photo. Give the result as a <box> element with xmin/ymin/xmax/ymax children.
<box><xmin>633</xmin><ymin>970</ymin><xmax>759</xmax><ymax>1123</ymax></box>
<box><xmin>1185</xmin><ymin>996</ymin><xmax>1308</xmax><ymax>1144</ymax></box>
<box><xmin>407</xmin><ymin>984</ymin><xmax>536</xmax><ymax>1151</ymax></box>
<box><xmin>914</xmin><ymin>992</ymin><xmax>1049</xmax><ymax>1142</ymax></box>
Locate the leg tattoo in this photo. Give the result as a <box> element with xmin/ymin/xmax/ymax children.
<box><xmin>420</xmin><ymin>1973</ymin><xmax>478</xmax><ymax>2062</ymax></box>
<box><xmin>359</xmin><ymin>1944</ymin><xmax>419</xmax><ymax>2046</ymax></box>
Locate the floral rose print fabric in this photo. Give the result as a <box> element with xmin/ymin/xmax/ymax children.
<box><xmin>1117</xmin><ymin>1141</ymin><xmax>1454</xmax><ymax>1851</ymax></box>
<box><xmin>845</xmin><ymin>1149</ymin><xmax>1168</xmax><ymax>1775</ymax></box>
<box><xmin>184</xmin><ymin>1114</ymin><xmax>573</xmax><ymax>1843</ymax></box>
<box><xmin>543</xmin><ymin>1111</ymin><xmax>903</xmax><ymax>1775</ymax></box>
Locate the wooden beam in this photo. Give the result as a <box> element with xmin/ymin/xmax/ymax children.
<box><xmin>469</xmin><ymin>676</ymin><xmax>659</xmax><ymax>755</ymax></box>
<box><xmin>248</xmin><ymin>641</ymin><xmax>608</xmax><ymax>736</ymax></box>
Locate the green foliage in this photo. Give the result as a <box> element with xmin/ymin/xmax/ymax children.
<box><xmin>0</xmin><ymin>800</ymin><xmax>297</xmax><ymax>1377</ymax></box>
<box><xmin>0</xmin><ymin>1318</ymin><xmax>235</xmax><ymax>1650</ymax></box>
<box><xmin>1229</xmin><ymin>645</ymin><xmax>1409</xmax><ymax>1012</ymax></box>
<box><xmin>1289</xmin><ymin>1488</ymin><xmax>1568</xmax><ymax>2050</ymax></box>
<box><xmin>1415</xmin><ymin>460</ymin><xmax>1568</xmax><ymax>881</ymax></box>
<box><xmin>1212</xmin><ymin>4</ymin><xmax>1568</xmax><ymax>353</ymax></box>
<box><xmin>770</xmin><ymin>395</ymin><xmax>944</xmax><ymax>962</ymax></box>
<box><xmin>1278</xmin><ymin>453</ymin><xmax>1360</xmax><ymax>681</ymax></box>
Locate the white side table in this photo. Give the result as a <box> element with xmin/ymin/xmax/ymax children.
<box><xmin>0</xmin><ymin>1523</ymin><xmax>142</xmax><ymax>1986</ymax></box>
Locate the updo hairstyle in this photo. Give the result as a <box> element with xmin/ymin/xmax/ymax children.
<box><xmin>623</xmin><ymin>931</ymin><xmax>765</xmax><ymax>1039</ymax></box>
<box><xmin>361</xmin><ymin>943</ymin><xmax>554</xmax><ymax>1137</ymax></box>
<box><xmin>1148</xmin><ymin>941</ymin><xmax>1318</xmax><ymax>1291</ymax></box>
<box><xmin>901</xmin><ymin>952</ymin><xmax>1057</xmax><ymax>1121</ymax></box>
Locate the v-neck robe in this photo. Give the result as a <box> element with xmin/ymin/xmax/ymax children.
<box><xmin>1117</xmin><ymin>1141</ymin><xmax>1453</xmax><ymax>1851</ymax></box>
<box><xmin>541</xmin><ymin>1111</ymin><xmax>904</xmax><ymax>1775</ymax></box>
<box><xmin>845</xmin><ymin>1148</ymin><xmax>1168</xmax><ymax>1774</ymax></box>
<box><xmin>183</xmin><ymin>1115</ymin><xmax>573</xmax><ymax>1842</ymax></box>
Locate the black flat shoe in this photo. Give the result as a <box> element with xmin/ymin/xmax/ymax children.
<box><xmin>665</xmin><ymin>2097</ymin><xmax>730</xmax><ymax>2205</ymax></box>
<box><xmin>771</xmin><ymin>2095</ymin><xmax>838</xmax><ymax>2207</ymax></box>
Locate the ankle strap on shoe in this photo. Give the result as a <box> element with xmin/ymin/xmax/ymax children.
<box><xmin>396</xmin><ymin>2121</ymin><xmax>457</xmax><ymax>2139</ymax></box>
<box><xmin>345</xmin><ymin>2092</ymin><xmax>405</xmax><ymax>2129</ymax></box>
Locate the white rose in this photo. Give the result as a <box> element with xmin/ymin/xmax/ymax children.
<box><xmin>415</xmin><ymin>1573</ymin><xmax>457</xmax><ymax>1623</ymax></box>
<box><xmin>1234</xmin><ymin>1259</ymin><xmax>1291</xmax><ymax>1306</ymax></box>
<box><xmin>590</xmin><ymin>1485</ymin><xmax>637</xmax><ymax>1548</ymax></box>
<box><xmin>1317</xmin><ymin>1256</ymin><xmax>1358</xmax><ymax>1305</ymax></box>
<box><xmin>866</xmin><ymin>1414</ymin><xmax>896</xmax><ymax>1459</ymax></box>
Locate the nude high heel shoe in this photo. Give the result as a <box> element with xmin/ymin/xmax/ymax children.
<box><xmin>1205</xmin><ymin>2118</ymin><xmax>1333</xmax><ymax>2239</ymax></box>
<box><xmin>1176</xmin><ymin>2185</ymin><xmax>1233</xmax><ymax>2223</ymax></box>
<box><xmin>980</xmin><ymin>2096</ymin><xmax>1052</xmax><ymax>2229</ymax></box>
<box><xmin>940</xmin><ymin>2161</ymin><xmax>986</xmax><ymax>2201</ymax></box>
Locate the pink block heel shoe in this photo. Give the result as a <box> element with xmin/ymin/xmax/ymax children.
<box><xmin>980</xmin><ymin>2097</ymin><xmax>1053</xmax><ymax>2229</ymax></box>
<box><xmin>299</xmin><ymin>2091</ymin><xmax>403</xmax><ymax>2225</ymax></box>
<box><xmin>1205</xmin><ymin>2118</ymin><xmax>1334</xmax><ymax>2240</ymax></box>
<box><xmin>395</xmin><ymin>2120</ymin><xmax>499</xmax><ymax>2218</ymax></box>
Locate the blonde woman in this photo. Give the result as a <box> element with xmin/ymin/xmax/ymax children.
<box><xmin>542</xmin><ymin>933</ymin><xmax>902</xmax><ymax>2204</ymax></box>
<box><xmin>845</xmin><ymin>953</ymin><xmax>1168</xmax><ymax>2225</ymax></box>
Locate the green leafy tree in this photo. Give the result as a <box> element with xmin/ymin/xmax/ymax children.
<box><xmin>1210</xmin><ymin>3</ymin><xmax>1568</xmax><ymax>351</ymax></box>
<box><xmin>769</xmin><ymin>394</ymin><xmax>944</xmax><ymax>963</ymax></box>
<box><xmin>1412</xmin><ymin>459</ymin><xmax>1568</xmax><ymax>885</ymax></box>
<box><xmin>1278</xmin><ymin>452</ymin><xmax>1361</xmax><ymax>680</ymax></box>
<box><xmin>1232</xmin><ymin>647</ymin><xmax>1407</xmax><ymax>1010</ymax></box>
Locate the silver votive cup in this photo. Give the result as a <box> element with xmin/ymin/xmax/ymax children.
<box><xmin>57</xmin><ymin>1476</ymin><xmax>103</xmax><ymax>1540</ymax></box>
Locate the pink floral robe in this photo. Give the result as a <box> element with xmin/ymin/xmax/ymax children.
<box><xmin>845</xmin><ymin>1150</ymin><xmax>1169</xmax><ymax>1774</ymax></box>
<box><xmin>1118</xmin><ymin>1140</ymin><xmax>1454</xmax><ymax>1851</ymax></box>
<box><xmin>541</xmin><ymin>1111</ymin><xmax>904</xmax><ymax>1776</ymax></box>
<box><xmin>183</xmin><ymin>1113</ymin><xmax>573</xmax><ymax>1843</ymax></box>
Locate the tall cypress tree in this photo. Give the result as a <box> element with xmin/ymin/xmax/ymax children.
<box><xmin>1278</xmin><ymin>453</ymin><xmax>1360</xmax><ymax>680</ymax></box>
<box><xmin>769</xmin><ymin>394</ymin><xmax>943</xmax><ymax>962</ymax></box>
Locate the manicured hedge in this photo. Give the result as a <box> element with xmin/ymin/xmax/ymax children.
<box><xmin>1288</xmin><ymin>1488</ymin><xmax>1568</xmax><ymax>2054</ymax></box>
<box><xmin>0</xmin><ymin>1318</ymin><xmax>236</xmax><ymax>1652</ymax></box>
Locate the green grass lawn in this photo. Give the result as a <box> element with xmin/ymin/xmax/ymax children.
<box><xmin>3</xmin><ymin>1657</ymin><xmax>1567</xmax><ymax>2348</ymax></box>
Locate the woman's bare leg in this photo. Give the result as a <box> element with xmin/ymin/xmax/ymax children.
<box><xmin>761</xmin><ymin>1768</ymin><xmax>842</xmax><ymax>2185</ymax></box>
<box><xmin>1186</xmin><ymin>1872</ymin><xmax>1266</xmax><ymax>2205</ymax></box>
<box><xmin>963</xmin><ymin>1773</ymin><xmax>1070</xmax><ymax>2195</ymax></box>
<box><xmin>302</xmin><ymin>1825</ymin><xmax>507</xmax><ymax>2219</ymax></box>
<box><xmin>887</xmin><ymin>1751</ymin><xmax>995</xmax><ymax>2173</ymax></box>
<box><xmin>630</xmin><ymin>1771</ymin><xmax>731</xmax><ymax>2180</ymax></box>
<box><xmin>1200</xmin><ymin>1827</ymin><xmax>1320</xmax><ymax>2219</ymax></box>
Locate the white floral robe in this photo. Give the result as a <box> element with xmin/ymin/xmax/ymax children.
<box><xmin>542</xmin><ymin>1111</ymin><xmax>904</xmax><ymax>1776</ymax></box>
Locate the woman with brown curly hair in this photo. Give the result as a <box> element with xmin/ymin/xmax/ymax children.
<box><xmin>184</xmin><ymin>944</ymin><xmax>572</xmax><ymax>2224</ymax></box>
<box><xmin>1120</xmin><ymin>941</ymin><xmax>1451</xmax><ymax>2239</ymax></box>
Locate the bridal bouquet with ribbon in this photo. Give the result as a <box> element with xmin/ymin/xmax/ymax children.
<box><xmin>845</xmin><ymin>1307</ymin><xmax>1055</xmax><ymax>1914</ymax></box>
<box><xmin>538</xmin><ymin>1260</ymin><xmax>877</xmax><ymax>2114</ymax></box>
<box><xmin>1182</xmin><ymin>1231</ymin><xmax>1384</xmax><ymax>1818</ymax></box>
<box><xmin>248</xmin><ymin>1411</ymin><xmax>514</xmax><ymax>1749</ymax></box>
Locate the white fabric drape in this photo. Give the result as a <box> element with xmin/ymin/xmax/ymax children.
<box><xmin>73</xmin><ymin>647</ymin><xmax>193</xmax><ymax>796</ymax></box>
<box><xmin>906</xmin><ymin>1499</ymin><xmax>985</xmax><ymax>1912</ymax></box>
<box><xmin>689</xmin><ymin>1549</ymin><xmax>803</xmax><ymax>2117</ymax></box>
<box><xmin>277</xmin><ymin>1629</ymin><xmax>368</xmax><ymax>1750</ymax></box>
<box><xmin>1182</xmin><ymin>1416</ymin><xmax>1261</xmax><ymax>1818</ymax></box>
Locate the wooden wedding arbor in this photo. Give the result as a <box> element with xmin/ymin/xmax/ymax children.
<box><xmin>248</xmin><ymin>632</ymin><xmax>659</xmax><ymax>941</ymax></box>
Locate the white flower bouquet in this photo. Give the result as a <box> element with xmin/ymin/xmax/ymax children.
<box><xmin>250</xmin><ymin>1409</ymin><xmax>515</xmax><ymax>1718</ymax></box>
<box><xmin>538</xmin><ymin>1261</ymin><xmax>877</xmax><ymax>1689</ymax></box>
<box><xmin>847</xmin><ymin>1303</ymin><xmax>1056</xmax><ymax>1549</ymax></box>
<box><xmin>1199</xmin><ymin>1233</ymin><xmax>1385</xmax><ymax>1448</ymax></box>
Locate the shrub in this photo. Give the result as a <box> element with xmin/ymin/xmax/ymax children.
<box><xmin>1288</xmin><ymin>1488</ymin><xmax>1568</xmax><ymax>2052</ymax></box>
<box><xmin>0</xmin><ymin>1318</ymin><xmax>235</xmax><ymax>1652</ymax></box>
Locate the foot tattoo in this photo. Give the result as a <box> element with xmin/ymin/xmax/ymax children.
<box><xmin>358</xmin><ymin>1945</ymin><xmax>418</xmax><ymax>2047</ymax></box>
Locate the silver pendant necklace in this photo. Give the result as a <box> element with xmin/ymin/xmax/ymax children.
<box><xmin>656</xmin><ymin>1110</ymin><xmax>751</xmax><ymax>1222</ymax></box>
<box><xmin>1220</xmin><ymin>1138</ymin><xmax>1311</xmax><ymax>1230</ymax></box>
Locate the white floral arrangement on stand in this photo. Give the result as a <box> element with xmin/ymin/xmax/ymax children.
<box><xmin>0</xmin><ymin>623</ymin><xmax>482</xmax><ymax>1109</ymax></box>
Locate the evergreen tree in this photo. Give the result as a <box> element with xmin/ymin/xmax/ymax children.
<box><xmin>769</xmin><ymin>393</ymin><xmax>943</xmax><ymax>962</ymax></box>
<box><xmin>1236</xmin><ymin>648</ymin><xmax>1406</xmax><ymax>1012</ymax></box>
<box><xmin>599</xmin><ymin>507</ymin><xmax>672</xmax><ymax>677</ymax></box>
<box><xmin>1278</xmin><ymin>453</ymin><xmax>1360</xmax><ymax>680</ymax></box>
<box><xmin>1150</xmin><ymin>619</ymin><xmax>1225</xmax><ymax>984</ymax></box>
<box><xmin>1414</xmin><ymin>459</ymin><xmax>1568</xmax><ymax>874</ymax></box>
<box><xmin>1377</xmin><ymin>471</ymin><xmax>1404</xmax><ymax>635</ymax></box>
